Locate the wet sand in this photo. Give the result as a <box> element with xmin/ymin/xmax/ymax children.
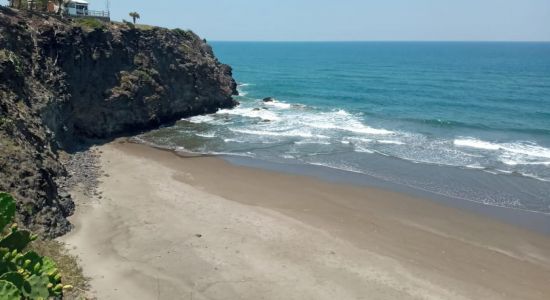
<box><xmin>62</xmin><ymin>141</ymin><xmax>550</xmax><ymax>300</ymax></box>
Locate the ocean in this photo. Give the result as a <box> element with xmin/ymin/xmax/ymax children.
<box><xmin>140</xmin><ymin>42</ymin><xmax>550</xmax><ymax>215</ymax></box>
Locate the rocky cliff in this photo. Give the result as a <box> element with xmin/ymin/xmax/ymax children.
<box><xmin>0</xmin><ymin>7</ymin><xmax>238</xmax><ymax>237</ymax></box>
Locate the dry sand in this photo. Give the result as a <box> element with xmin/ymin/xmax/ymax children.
<box><xmin>62</xmin><ymin>141</ymin><xmax>550</xmax><ymax>300</ymax></box>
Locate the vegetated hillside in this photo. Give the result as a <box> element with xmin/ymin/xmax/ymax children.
<box><xmin>0</xmin><ymin>6</ymin><xmax>238</xmax><ymax>237</ymax></box>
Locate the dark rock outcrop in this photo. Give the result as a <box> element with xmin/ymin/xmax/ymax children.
<box><xmin>262</xmin><ymin>97</ymin><xmax>275</xmax><ymax>102</ymax></box>
<box><xmin>0</xmin><ymin>7</ymin><xmax>238</xmax><ymax>237</ymax></box>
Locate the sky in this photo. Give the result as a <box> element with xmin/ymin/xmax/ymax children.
<box><xmin>3</xmin><ymin>0</ymin><xmax>550</xmax><ymax>41</ymax></box>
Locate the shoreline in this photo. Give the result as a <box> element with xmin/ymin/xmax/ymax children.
<box><xmin>221</xmin><ymin>154</ymin><xmax>550</xmax><ymax>235</ymax></box>
<box><xmin>62</xmin><ymin>141</ymin><xmax>550</xmax><ymax>299</ymax></box>
<box><xmin>133</xmin><ymin>137</ymin><xmax>550</xmax><ymax>235</ymax></box>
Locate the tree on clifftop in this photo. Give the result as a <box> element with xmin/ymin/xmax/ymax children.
<box><xmin>129</xmin><ymin>12</ymin><xmax>140</xmax><ymax>24</ymax></box>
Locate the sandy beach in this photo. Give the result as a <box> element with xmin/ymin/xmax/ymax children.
<box><xmin>62</xmin><ymin>141</ymin><xmax>550</xmax><ymax>300</ymax></box>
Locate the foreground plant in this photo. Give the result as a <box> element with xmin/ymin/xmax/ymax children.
<box><xmin>0</xmin><ymin>192</ymin><xmax>72</xmax><ymax>299</ymax></box>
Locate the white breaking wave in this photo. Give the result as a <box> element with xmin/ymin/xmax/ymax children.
<box><xmin>454</xmin><ymin>137</ymin><xmax>550</xmax><ymax>166</ymax></box>
<box><xmin>195</xmin><ymin>132</ymin><xmax>216</xmax><ymax>138</ymax></box>
<box><xmin>500</xmin><ymin>143</ymin><xmax>550</xmax><ymax>160</ymax></box>
<box><xmin>500</xmin><ymin>159</ymin><xmax>550</xmax><ymax>166</ymax></box>
<box><xmin>343</xmin><ymin>136</ymin><xmax>374</xmax><ymax>143</ymax></box>
<box><xmin>301</xmin><ymin>110</ymin><xmax>394</xmax><ymax>135</ymax></box>
<box><xmin>217</xmin><ymin>107</ymin><xmax>280</xmax><ymax>121</ymax></box>
<box><xmin>354</xmin><ymin>145</ymin><xmax>375</xmax><ymax>153</ymax></box>
<box><xmin>237</xmin><ymin>83</ymin><xmax>253</xmax><ymax>96</ymax></box>
<box><xmin>223</xmin><ymin>138</ymin><xmax>247</xmax><ymax>143</ymax></box>
<box><xmin>454</xmin><ymin>138</ymin><xmax>500</xmax><ymax>150</ymax></box>
<box><xmin>186</xmin><ymin>115</ymin><xmax>216</xmax><ymax>124</ymax></box>
<box><xmin>206</xmin><ymin>151</ymin><xmax>255</xmax><ymax>158</ymax></box>
<box><xmin>521</xmin><ymin>173</ymin><xmax>550</xmax><ymax>182</ymax></box>
<box><xmin>263</xmin><ymin>99</ymin><xmax>292</xmax><ymax>109</ymax></box>
<box><xmin>454</xmin><ymin>138</ymin><xmax>550</xmax><ymax>158</ymax></box>
<box><xmin>294</xmin><ymin>140</ymin><xmax>332</xmax><ymax>145</ymax></box>
<box><xmin>378</xmin><ymin>140</ymin><xmax>406</xmax><ymax>145</ymax></box>
<box><xmin>188</xmin><ymin>100</ymin><xmax>395</xmax><ymax>141</ymax></box>
<box><xmin>181</xmin><ymin>98</ymin><xmax>548</xmax><ymax>183</ymax></box>
<box><xmin>231</xmin><ymin>128</ymin><xmax>329</xmax><ymax>139</ymax></box>
<box><xmin>464</xmin><ymin>164</ymin><xmax>485</xmax><ymax>170</ymax></box>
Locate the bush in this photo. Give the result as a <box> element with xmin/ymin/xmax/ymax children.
<box><xmin>74</xmin><ymin>18</ymin><xmax>106</xmax><ymax>30</ymax></box>
<box><xmin>172</xmin><ymin>28</ymin><xmax>195</xmax><ymax>39</ymax></box>
<box><xmin>0</xmin><ymin>50</ymin><xmax>23</xmax><ymax>75</ymax></box>
<box><xmin>122</xmin><ymin>19</ymin><xmax>135</xmax><ymax>29</ymax></box>
<box><xmin>0</xmin><ymin>192</ymin><xmax>72</xmax><ymax>299</ymax></box>
<box><xmin>27</xmin><ymin>239</ymin><xmax>88</xmax><ymax>299</ymax></box>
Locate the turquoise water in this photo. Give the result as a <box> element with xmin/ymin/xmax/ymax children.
<box><xmin>141</xmin><ymin>42</ymin><xmax>550</xmax><ymax>213</ymax></box>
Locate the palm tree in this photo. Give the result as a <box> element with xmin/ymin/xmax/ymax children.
<box><xmin>129</xmin><ymin>12</ymin><xmax>140</xmax><ymax>24</ymax></box>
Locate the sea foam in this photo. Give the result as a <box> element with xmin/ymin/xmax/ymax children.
<box><xmin>455</xmin><ymin>138</ymin><xmax>550</xmax><ymax>166</ymax></box>
<box><xmin>263</xmin><ymin>100</ymin><xmax>292</xmax><ymax>109</ymax></box>
<box><xmin>217</xmin><ymin>107</ymin><xmax>281</xmax><ymax>121</ymax></box>
<box><xmin>454</xmin><ymin>138</ymin><xmax>501</xmax><ymax>150</ymax></box>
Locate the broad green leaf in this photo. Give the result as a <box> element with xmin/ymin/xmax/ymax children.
<box><xmin>0</xmin><ymin>272</ymin><xmax>31</xmax><ymax>294</ymax></box>
<box><xmin>25</xmin><ymin>275</ymin><xmax>50</xmax><ymax>299</ymax></box>
<box><xmin>0</xmin><ymin>280</ymin><xmax>21</xmax><ymax>300</ymax></box>
<box><xmin>0</xmin><ymin>230</ymin><xmax>32</xmax><ymax>252</ymax></box>
<box><xmin>40</xmin><ymin>256</ymin><xmax>58</xmax><ymax>275</ymax></box>
<box><xmin>0</xmin><ymin>193</ymin><xmax>15</xmax><ymax>231</ymax></box>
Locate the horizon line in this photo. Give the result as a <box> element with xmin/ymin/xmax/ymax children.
<box><xmin>208</xmin><ymin>40</ymin><xmax>550</xmax><ymax>43</ymax></box>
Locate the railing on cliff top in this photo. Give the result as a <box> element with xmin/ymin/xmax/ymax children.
<box><xmin>68</xmin><ymin>10</ymin><xmax>110</xmax><ymax>19</ymax></box>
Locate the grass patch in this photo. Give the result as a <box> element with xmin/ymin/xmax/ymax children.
<box><xmin>74</xmin><ymin>18</ymin><xmax>107</xmax><ymax>30</ymax></box>
<box><xmin>111</xmin><ymin>21</ymin><xmax>159</xmax><ymax>31</ymax></box>
<box><xmin>27</xmin><ymin>239</ymin><xmax>90</xmax><ymax>299</ymax></box>
<box><xmin>135</xmin><ymin>24</ymin><xmax>156</xmax><ymax>30</ymax></box>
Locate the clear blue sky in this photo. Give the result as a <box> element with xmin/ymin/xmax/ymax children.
<box><xmin>4</xmin><ymin>0</ymin><xmax>550</xmax><ymax>41</ymax></box>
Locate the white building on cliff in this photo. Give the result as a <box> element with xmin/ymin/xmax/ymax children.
<box><xmin>50</xmin><ymin>0</ymin><xmax>110</xmax><ymax>21</ymax></box>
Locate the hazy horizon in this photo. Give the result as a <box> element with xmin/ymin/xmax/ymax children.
<box><xmin>208</xmin><ymin>40</ymin><xmax>550</xmax><ymax>43</ymax></box>
<box><xmin>2</xmin><ymin>0</ymin><xmax>549</xmax><ymax>41</ymax></box>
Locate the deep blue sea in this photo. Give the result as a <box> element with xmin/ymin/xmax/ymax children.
<box><xmin>141</xmin><ymin>42</ymin><xmax>550</xmax><ymax>214</ymax></box>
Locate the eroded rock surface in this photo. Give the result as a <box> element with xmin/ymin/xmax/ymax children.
<box><xmin>0</xmin><ymin>7</ymin><xmax>237</xmax><ymax>237</ymax></box>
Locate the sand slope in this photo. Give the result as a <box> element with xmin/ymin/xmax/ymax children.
<box><xmin>62</xmin><ymin>142</ymin><xmax>550</xmax><ymax>300</ymax></box>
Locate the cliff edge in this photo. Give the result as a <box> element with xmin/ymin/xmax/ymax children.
<box><xmin>0</xmin><ymin>7</ymin><xmax>238</xmax><ymax>237</ymax></box>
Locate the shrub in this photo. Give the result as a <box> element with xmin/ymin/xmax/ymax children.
<box><xmin>0</xmin><ymin>192</ymin><xmax>72</xmax><ymax>299</ymax></box>
<box><xmin>74</xmin><ymin>18</ymin><xmax>106</xmax><ymax>30</ymax></box>
<box><xmin>122</xmin><ymin>19</ymin><xmax>135</xmax><ymax>29</ymax></box>
<box><xmin>172</xmin><ymin>28</ymin><xmax>194</xmax><ymax>39</ymax></box>
<box><xmin>27</xmin><ymin>239</ymin><xmax>88</xmax><ymax>299</ymax></box>
<box><xmin>0</xmin><ymin>50</ymin><xmax>23</xmax><ymax>75</ymax></box>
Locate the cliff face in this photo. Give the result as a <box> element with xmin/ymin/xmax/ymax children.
<box><xmin>0</xmin><ymin>7</ymin><xmax>238</xmax><ymax>237</ymax></box>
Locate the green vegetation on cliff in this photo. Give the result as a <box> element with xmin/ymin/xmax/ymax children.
<box><xmin>74</xmin><ymin>18</ymin><xmax>106</xmax><ymax>30</ymax></box>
